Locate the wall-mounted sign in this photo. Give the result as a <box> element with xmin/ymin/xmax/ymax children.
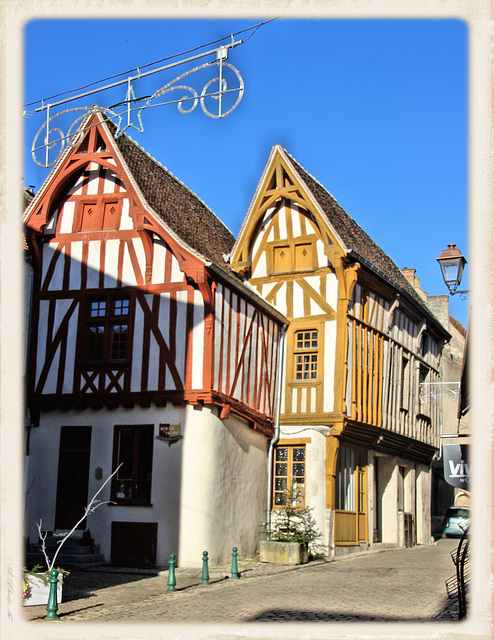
<box><xmin>443</xmin><ymin>444</ymin><xmax>469</xmax><ymax>488</ymax></box>
<box><xmin>157</xmin><ymin>423</ymin><xmax>183</xmax><ymax>446</ymax></box>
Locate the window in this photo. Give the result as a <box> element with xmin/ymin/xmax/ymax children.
<box><xmin>294</xmin><ymin>330</ymin><xmax>318</xmax><ymax>380</ymax></box>
<box><xmin>398</xmin><ymin>466</ymin><xmax>405</xmax><ymax>512</ymax></box>
<box><xmin>86</xmin><ymin>296</ymin><xmax>131</xmax><ymax>363</ymax></box>
<box><xmin>420</xmin><ymin>333</ymin><xmax>429</xmax><ymax>358</ymax></box>
<box><xmin>273</xmin><ymin>445</ymin><xmax>306</xmax><ymax>508</ymax></box>
<box><xmin>273</xmin><ymin>246</ymin><xmax>291</xmax><ymax>273</ymax></box>
<box><xmin>295</xmin><ymin>243</ymin><xmax>313</xmax><ymax>271</ymax></box>
<box><xmin>112</xmin><ymin>426</ymin><xmax>153</xmax><ymax>505</ymax></box>
<box><xmin>335</xmin><ymin>447</ymin><xmax>367</xmax><ymax>512</ymax></box>
<box><xmin>401</xmin><ymin>356</ymin><xmax>410</xmax><ymax>410</ymax></box>
<box><xmin>77</xmin><ymin>198</ymin><xmax>122</xmax><ymax>232</ymax></box>
<box><xmin>272</xmin><ymin>241</ymin><xmax>315</xmax><ymax>273</ymax></box>
<box><xmin>335</xmin><ymin>446</ymin><xmax>355</xmax><ymax>511</ymax></box>
<box><xmin>419</xmin><ymin>365</ymin><xmax>431</xmax><ymax>417</ymax></box>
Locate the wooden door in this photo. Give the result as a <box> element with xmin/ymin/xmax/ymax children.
<box><xmin>55</xmin><ymin>427</ymin><xmax>92</xmax><ymax>530</ymax></box>
<box><xmin>334</xmin><ymin>447</ymin><xmax>368</xmax><ymax>545</ymax></box>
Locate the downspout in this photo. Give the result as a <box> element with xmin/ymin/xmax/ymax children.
<box><xmin>266</xmin><ymin>323</ymin><xmax>287</xmax><ymax>538</ymax></box>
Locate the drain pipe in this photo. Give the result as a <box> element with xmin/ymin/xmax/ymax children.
<box><xmin>266</xmin><ymin>323</ymin><xmax>286</xmax><ymax>538</ymax></box>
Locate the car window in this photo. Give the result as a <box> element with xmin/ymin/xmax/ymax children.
<box><xmin>446</xmin><ymin>508</ymin><xmax>469</xmax><ymax>517</ymax></box>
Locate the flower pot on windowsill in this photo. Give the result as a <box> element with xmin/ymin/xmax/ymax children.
<box><xmin>259</xmin><ymin>539</ymin><xmax>309</xmax><ymax>565</ymax></box>
<box><xmin>23</xmin><ymin>572</ymin><xmax>64</xmax><ymax>607</ymax></box>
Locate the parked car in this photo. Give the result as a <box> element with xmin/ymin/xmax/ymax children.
<box><xmin>441</xmin><ymin>506</ymin><xmax>470</xmax><ymax>537</ymax></box>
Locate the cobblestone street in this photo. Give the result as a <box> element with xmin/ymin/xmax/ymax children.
<box><xmin>20</xmin><ymin>538</ymin><xmax>466</xmax><ymax>629</ymax></box>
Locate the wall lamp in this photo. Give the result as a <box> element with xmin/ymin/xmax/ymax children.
<box><xmin>436</xmin><ymin>244</ymin><xmax>468</xmax><ymax>296</ymax></box>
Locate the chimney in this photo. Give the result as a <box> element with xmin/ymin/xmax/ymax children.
<box><xmin>401</xmin><ymin>267</ymin><xmax>428</xmax><ymax>302</ymax></box>
<box><xmin>401</xmin><ymin>268</ymin><xmax>416</xmax><ymax>285</ymax></box>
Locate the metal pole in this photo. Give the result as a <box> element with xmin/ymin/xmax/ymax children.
<box><xmin>201</xmin><ymin>551</ymin><xmax>210</xmax><ymax>585</ymax></box>
<box><xmin>34</xmin><ymin>40</ymin><xmax>243</xmax><ymax>112</ymax></box>
<box><xmin>230</xmin><ymin>547</ymin><xmax>239</xmax><ymax>579</ymax></box>
<box><xmin>167</xmin><ymin>554</ymin><xmax>176</xmax><ymax>592</ymax></box>
<box><xmin>44</xmin><ymin>570</ymin><xmax>60</xmax><ymax>620</ymax></box>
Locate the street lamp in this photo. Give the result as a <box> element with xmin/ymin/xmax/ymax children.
<box><xmin>436</xmin><ymin>244</ymin><xmax>468</xmax><ymax>295</ymax></box>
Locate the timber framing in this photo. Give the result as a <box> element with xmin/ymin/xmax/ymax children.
<box><xmin>24</xmin><ymin>111</ymin><xmax>284</xmax><ymax>438</ymax></box>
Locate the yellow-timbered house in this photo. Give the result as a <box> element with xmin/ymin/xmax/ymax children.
<box><xmin>230</xmin><ymin>145</ymin><xmax>450</xmax><ymax>553</ymax></box>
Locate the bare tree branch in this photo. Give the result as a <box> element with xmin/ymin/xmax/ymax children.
<box><xmin>35</xmin><ymin>463</ymin><xmax>123</xmax><ymax>571</ymax></box>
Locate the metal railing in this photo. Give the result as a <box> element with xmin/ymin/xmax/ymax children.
<box><xmin>445</xmin><ymin>526</ymin><xmax>470</xmax><ymax>619</ymax></box>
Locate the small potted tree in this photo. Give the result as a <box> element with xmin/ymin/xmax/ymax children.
<box><xmin>23</xmin><ymin>464</ymin><xmax>122</xmax><ymax>617</ymax></box>
<box><xmin>259</xmin><ymin>485</ymin><xmax>321</xmax><ymax>565</ymax></box>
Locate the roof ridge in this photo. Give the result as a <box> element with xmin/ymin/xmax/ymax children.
<box><xmin>101</xmin><ymin>116</ymin><xmax>235</xmax><ymax>266</ymax></box>
<box><xmin>277</xmin><ymin>146</ymin><xmax>446</xmax><ymax>331</ymax></box>
<box><xmin>279</xmin><ymin>145</ymin><xmax>343</xmax><ymax>207</ymax></box>
<box><xmin>280</xmin><ymin>145</ymin><xmax>380</xmax><ymax>249</ymax></box>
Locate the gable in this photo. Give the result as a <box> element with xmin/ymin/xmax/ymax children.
<box><xmin>24</xmin><ymin>112</ymin><xmax>235</xmax><ymax>271</ymax></box>
<box><xmin>230</xmin><ymin>146</ymin><xmax>346</xmax><ymax>277</ymax></box>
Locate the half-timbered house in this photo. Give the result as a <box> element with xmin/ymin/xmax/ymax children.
<box><xmin>23</xmin><ymin>112</ymin><xmax>285</xmax><ymax>568</ymax></box>
<box><xmin>230</xmin><ymin>145</ymin><xmax>450</xmax><ymax>554</ymax></box>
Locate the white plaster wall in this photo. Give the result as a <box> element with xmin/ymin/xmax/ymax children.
<box><xmin>305</xmin><ymin>430</ymin><xmax>327</xmax><ymax>551</ymax></box>
<box><xmin>25</xmin><ymin>405</ymin><xmax>191</xmax><ymax>567</ymax></box>
<box><xmin>379</xmin><ymin>456</ymin><xmax>398</xmax><ymax>544</ymax></box>
<box><xmin>178</xmin><ymin>405</ymin><xmax>268</xmax><ymax>566</ymax></box>
<box><xmin>415</xmin><ymin>463</ymin><xmax>432</xmax><ymax>544</ymax></box>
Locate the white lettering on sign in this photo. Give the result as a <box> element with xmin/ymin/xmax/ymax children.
<box><xmin>448</xmin><ymin>459</ymin><xmax>469</xmax><ymax>481</ymax></box>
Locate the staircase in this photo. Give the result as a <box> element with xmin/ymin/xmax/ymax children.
<box><xmin>26</xmin><ymin>530</ymin><xmax>107</xmax><ymax>570</ymax></box>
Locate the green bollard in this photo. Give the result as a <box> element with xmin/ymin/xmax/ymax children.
<box><xmin>231</xmin><ymin>547</ymin><xmax>240</xmax><ymax>579</ymax></box>
<box><xmin>201</xmin><ymin>551</ymin><xmax>210</xmax><ymax>585</ymax></box>
<box><xmin>44</xmin><ymin>570</ymin><xmax>60</xmax><ymax>620</ymax></box>
<box><xmin>167</xmin><ymin>554</ymin><xmax>176</xmax><ymax>592</ymax></box>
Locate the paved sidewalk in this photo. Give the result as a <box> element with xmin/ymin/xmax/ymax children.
<box><xmin>23</xmin><ymin>538</ymin><xmax>462</xmax><ymax>624</ymax></box>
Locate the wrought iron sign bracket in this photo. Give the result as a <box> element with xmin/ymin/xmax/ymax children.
<box><xmin>28</xmin><ymin>38</ymin><xmax>245</xmax><ymax>168</ymax></box>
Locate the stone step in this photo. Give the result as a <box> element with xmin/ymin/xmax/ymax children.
<box><xmin>27</xmin><ymin>550</ymin><xmax>107</xmax><ymax>569</ymax></box>
<box><xmin>29</xmin><ymin>543</ymin><xmax>98</xmax><ymax>555</ymax></box>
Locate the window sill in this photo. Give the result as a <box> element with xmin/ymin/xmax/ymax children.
<box><xmin>108</xmin><ymin>502</ymin><xmax>153</xmax><ymax>507</ymax></box>
<box><xmin>272</xmin><ymin>505</ymin><xmax>306</xmax><ymax>511</ymax></box>
<box><xmin>272</xmin><ymin>269</ymin><xmax>316</xmax><ymax>276</ymax></box>
<box><xmin>416</xmin><ymin>413</ymin><xmax>432</xmax><ymax>422</ymax></box>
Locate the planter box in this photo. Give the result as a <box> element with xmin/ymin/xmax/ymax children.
<box><xmin>23</xmin><ymin>573</ymin><xmax>63</xmax><ymax>607</ymax></box>
<box><xmin>259</xmin><ymin>540</ymin><xmax>309</xmax><ymax>565</ymax></box>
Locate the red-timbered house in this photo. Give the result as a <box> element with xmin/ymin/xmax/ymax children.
<box><xmin>23</xmin><ymin>112</ymin><xmax>285</xmax><ymax>567</ymax></box>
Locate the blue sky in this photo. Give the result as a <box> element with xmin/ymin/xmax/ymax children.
<box><xmin>23</xmin><ymin>17</ymin><xmax>469</xmax><ymax>327</ymax></box>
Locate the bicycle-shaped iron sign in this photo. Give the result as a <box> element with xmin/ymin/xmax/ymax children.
<box><xmin>28</xmin><ymin>41</ymin><xmax>245</xmax><ymax>169</ymax></box>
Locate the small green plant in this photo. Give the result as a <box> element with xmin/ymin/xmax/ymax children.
<box><xmin>24</xmin><ymin>565</ymin><xmax>69</xmax><ymax>585</ymax></box>
<box><xmin>269</xmin><ymin>485</ymin><xmax>321</xmax><ymax>547</ymax></box>
<box><xmin>23</xmin><ymin>565</ymin><xmax>69</xmax><ymax>600</ymax></box>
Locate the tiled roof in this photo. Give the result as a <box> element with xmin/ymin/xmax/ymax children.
<box><xmin>101</xmin><ymin>120</ymin><xmax>284</xmax><ymax>320</ymax></box>
<box><xmin>281</xmin><ymin>147</ymin><xmax>444</xmax><ymax>326</ymax></box>
<box><xmin>106</xmin><ymin>120</ymin><xmax>236</xmax><ymax>268</ymax></box>
<box><xmin>23</xmin><ymin>188</ymin><xmax>35</xmax><ymax>211</ymax></box>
